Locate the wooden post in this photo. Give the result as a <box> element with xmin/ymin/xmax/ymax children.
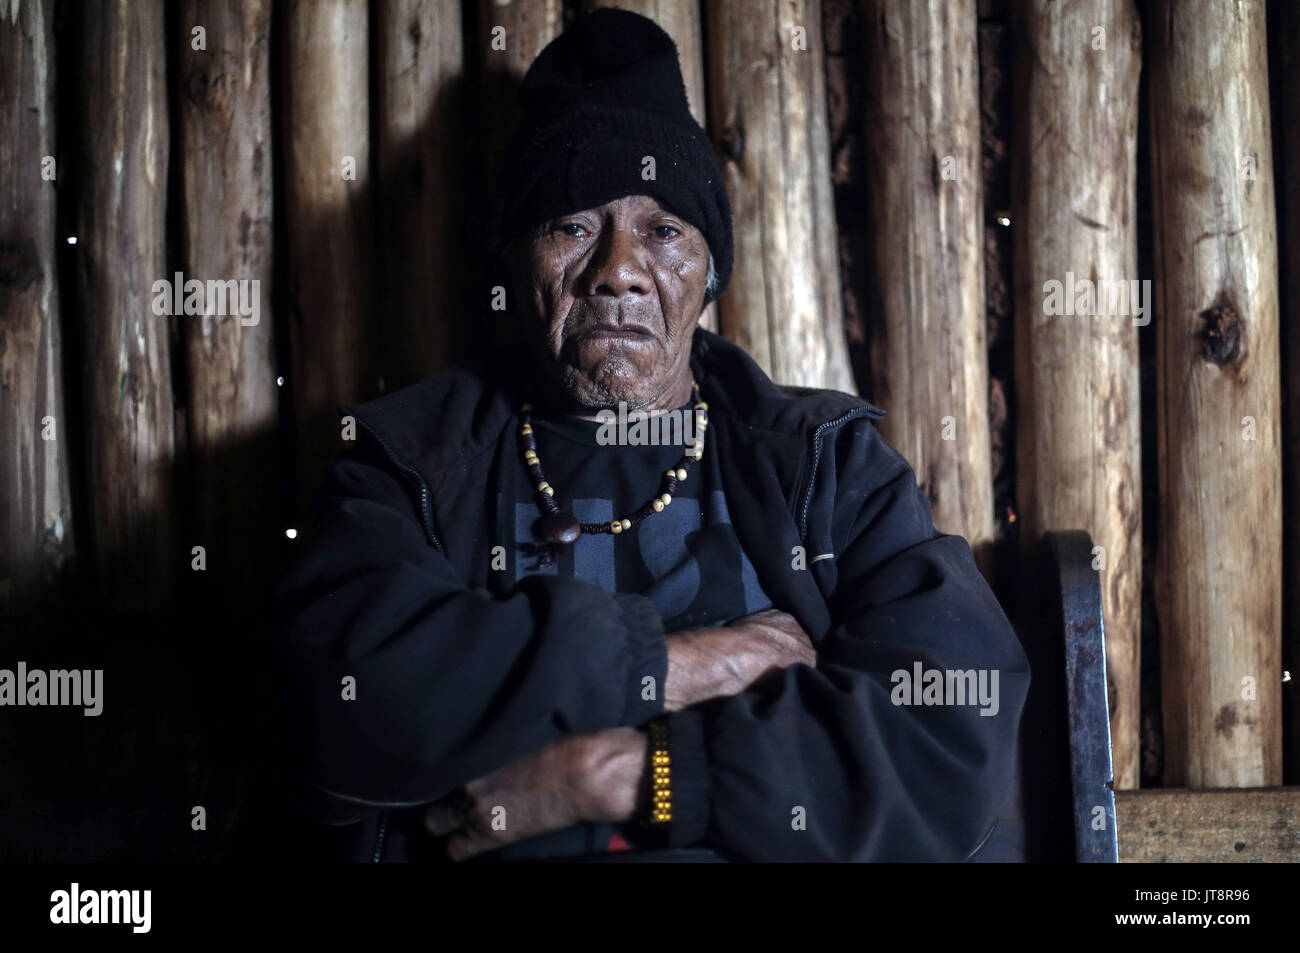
<box><xmin>477</xmin><ymin>0</ymin><xmax>563</xmax><ymax>187</ymax></box>
<box><xmin>1277</xmin><ymin>0</ymin><xmax>1300</xmax><ymax>785</ymax></box>
<box><xmin>75</xmin><ymin>0</ymin><xmax>175</xmax><ymax>611</ymax></box>
<box><xmin>859</xmin><ymin>0</ymin><xmax>993</xmax><ymax>560</ymax></box>
<box><xmin>177</xmin><ymin>0</ymin><xmax>278</xmax><ymax>601</ymax></box>
<box><xmin>0</xmin><ymin>0</ymin><xmax>75</xmax><ymax>613</ymax></box>
<box><xmin>283</xmin><ymin>0</ymin><xmax>375</xmax><ymax>516</ymax></box>
<box><xmin>707</xmin><ymin>0</ymin><xmax>854</xmax><ymax>391</ymax></box>
<box><xmin>377</xmin><ymin>0</ymin><xmax>465</xmax><ymax>390</ymax></box>
<box><xmin>473</xmin><ymin>1</ymin><xmax>561</xmax><ymax>355</ymax></box>
<box><xmin>1012</xmin><ymin>1</ymin><xmax>1143</xmax><ymax>788</ymax></box>
<box><xmin>577</xmin><ymin>0</ymin><xmax>718</xmax><ymax>332</ymax></box>
<box><xmin>1149</xmin><ymin>0</ymin><xmax>1282</xmax><ymax>788</ymax></box>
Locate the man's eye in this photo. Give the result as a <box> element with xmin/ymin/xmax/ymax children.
<box><xmin>553</xmin><ymin>222</ymin><xmax>586</xmax><ymax>237</ymax></box>
<box><xmin>653</xmin><ymin>224</ymin><xmax>681</xmax><ymax>239</ymax></box>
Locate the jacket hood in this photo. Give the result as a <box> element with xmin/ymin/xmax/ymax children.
<box><xmin>339</xmin><ymin>327</ymin><xmax>879</xmax><ymax>485</ymax></box>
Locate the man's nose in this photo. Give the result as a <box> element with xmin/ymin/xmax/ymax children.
<box><xmin>582</xmin><ymin>225</ymin><xmax>651</xmax><ymax>298</ymax></box>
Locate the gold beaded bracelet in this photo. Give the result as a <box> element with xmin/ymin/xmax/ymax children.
<box><xmin>646</xmin><ymin>717</ymin><xmax>672</xmax><ymax>825</ymax></box>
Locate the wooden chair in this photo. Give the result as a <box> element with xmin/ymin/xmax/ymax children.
<box><xmin>970</xmin><ymin>529</ymin><xmax>1119</xmax><ymax>862</ymax></box>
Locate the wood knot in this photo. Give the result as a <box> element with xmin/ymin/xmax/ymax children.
<box><xmin>0</xmin><ymin>239</ymin><xmax>41</xmax><ymax>291</ymax></box>
<box><xmin>720</xmin><ymin>125</ymin><xmax>744</xmax><ymax>163</ymax></box>
<box><xmin>1213</xmin><ymin>703</ymin><xmax>1238</xmax><ymax>738</ymax></box>
<box><xmin>186</xmin><ymin>67</ymin><xmax>226</xmax><ymax>111</ymax></box>
<box><xmin>1198</xmin><ymin>302</ymin><xmax>1242</xmax><ymax>366</ymax></box>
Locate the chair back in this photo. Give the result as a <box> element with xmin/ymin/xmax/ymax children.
<box><xmin>970</xmin><ymin>530</ymin><xmax>1118</xmax><ymax>862</ymax></box>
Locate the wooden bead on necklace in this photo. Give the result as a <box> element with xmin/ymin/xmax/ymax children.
<box><xmin>518</xmin><ymin>382</ymin><xmax>709</xmax><ymax>546</ymax></box>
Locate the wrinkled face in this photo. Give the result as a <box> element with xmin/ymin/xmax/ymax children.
<box><xmin>504</xmin><ymin>194</ymin><xmax>710</xmax><ymax>413</ymax></box>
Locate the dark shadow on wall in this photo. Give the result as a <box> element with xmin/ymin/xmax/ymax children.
<box><xmin>0</xmin><ymin>3</ymin><xmax>521</xmax><ymax>862</ymax></box>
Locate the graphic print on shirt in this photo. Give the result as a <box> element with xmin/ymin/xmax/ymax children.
<box><xmin>505</xmin><ymin>486</ymin><xmax>772</xmax><ymax>630</ymax></box>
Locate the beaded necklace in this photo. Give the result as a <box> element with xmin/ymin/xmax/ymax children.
<box><xmin>517</xmin><ymin>382</ymin><xmax>709</xmax><ymax>560</ymax></box>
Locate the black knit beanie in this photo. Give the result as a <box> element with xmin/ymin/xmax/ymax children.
<box><xmin>486</xmin><ymin>7</ymin><xmax>733</xmax><ymax>307</ymax></box>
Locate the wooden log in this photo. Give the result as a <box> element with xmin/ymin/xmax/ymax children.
<box><xmin>1149</xmin><ymin>0</ymin><xmax>1282</xmax><ymax>788</ymax></box>
<box><xmin>477</xmin><ymin>0</ymin><xmax>563</xmax><ymax>188</ymax></box>
<box><xmin>1277</xmin><ymin>0</ymin><xmax>1300</xmax><ymax>786</ymax></box>
<box><xmin>1012</xmin><ymin>0</ymin><xmax>1143</xmax><ymax>789</ymax></box>
<box><xmin>283</xmin><ymin>0</ymin><xmax>375</xmax><ymax>517</ymax></box>
<box><xmin>1116</xmin><ymin>787</ymin><xmax>1300</xmax><ymax>862</ymax></box>
<box><xmin>177</xmin><ymin>0</ymin><xmax>278</xmax><ymax>602</ymax></box>
<box><xmin>859</xmin><ymin>0</ymin><xmax>993</xmax><ymax>560</ymax></box>
<box><xmin>473</xmin><ymin>1</ymin><xmax>560</xmax><ymax>355</ymax></box>
<box><xmin>0</xmin><ymin>0</ymin><xmax>74</xmax><ymax>613</ymax></box>
<box><xmin>707</xmin><ymin>0</ymin><xmax>854</xmax><ymax>391</ymax></box>
<box><xmin>75</xmin><ymin>0</ymin><xmax>175</xmax><ymax>611</ymax></box>
<box><xmin>577</xmin><ymin>0</ymin><xmax>718</xmax><ymax>332</ymax></box>
<box><xmin>377</xmin><ymin>0</ymin><xmax>465</xmax><ymax>389</ymax></box>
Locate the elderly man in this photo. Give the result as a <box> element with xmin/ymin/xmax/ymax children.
<box><xmin>271</xmin><ymin>7</ymin><xmax>1028</xmax><ymax>863</ymax></box>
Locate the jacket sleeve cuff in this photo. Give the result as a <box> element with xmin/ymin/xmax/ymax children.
<box><xmin>663</xmin><ymin>708</ymin><xmax>710</xmax><ymax>847</ymax></box>
<box><xmin>613</xmin><ymin>592</ymin><xmax>668</xmax><ymax>726</ymax></box>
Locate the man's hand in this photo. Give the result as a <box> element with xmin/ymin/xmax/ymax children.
<box><xmin>425</xmin><ymin>610</ymin><xmax>813</xmax><ymax>859</ymax></box>
<box><xmin>663</xmin><ymin>609</ymin><xmax>816</xmax><ymax>712</ymax></box>
<box><xmin>425</xmin><ymin>727</ymin><xmax>648</xmax><ymax>861</ymax></box>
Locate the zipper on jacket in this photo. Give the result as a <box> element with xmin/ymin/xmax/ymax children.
<box><xmin>371</xmin><ymin>810</ymin><xmax>390</xmax><ymax>863</ymax></box>
<box><xmin>963</xmin><ymin>818</ymin><xmax>997</xmax><ymax>861</ymax></box>
<box><xmin>353</xmin><ymin>418</ymin><xmax>441</xmax><ymax>861</ymax></box>
<box><xmin>355</xmin><ymin>418</ymin><xmax>445</xmax><ymax>555</ymax></box>
<box><xmin>797</xmin><ymin>406</ymin><xmax>879</xmax><ymax>543</ymax></box>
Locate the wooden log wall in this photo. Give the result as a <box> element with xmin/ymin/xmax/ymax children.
<box><xmin>707</xmin><ymin>0</ymin><xmax>855</xmax><ymax>393</ymax></box>
<box><xmin>1012</xmin><ymin>0</ymin><xmax>1143</xmax><ymax>789</ymax></box>
<box><xmin>471</xmin><ymin>0</ymin><xmax>561</xmax><ymax>357</ymax></box>
<box><xmin>1149</xmin><ymin>0</ymin><xmax>1282</xmax><ymax>788</ymax></box>
<box><xmin>2</xmin><ymin>0</ymin><xmax>1298</xmax><ymax>847</ymax></box>
<box><xmin>1281</xmin><ymin>0</ymin><xmax>1300</xmax><ymax>787</ymax></box>
<box><xmin>0</xmin><ymin>0</ymin><xmax>75</xmax><ymax>614</ymax></box>
<box><xmin>75</xmin><ymin>0</ymin><xmax>176</xmax><ymax>612</ymax></box>
<box><xmin>178</xmin><ymin>0</ymin><xmax>278</xmax><ymax>597</ymax></box>
<box><xmin>283</xmin><ymin>0</ymin><xmax>376</xmax><ymax>515</ymax></box>
<box><xmin>476</xmin><ymin>0</ymin><xmax>562</xmax><ymax>190</ymax></box>
<box><xmin>378</xmin><ymin>0</ymin><xmax>465</xmax><ymax>390</ymax></box>
<box><xmin>860</xmin><ymin>0</ymin><xmax>995</xmax><ymax>568</ymax></box>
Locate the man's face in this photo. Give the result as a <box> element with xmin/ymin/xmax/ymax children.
<box><xmin>504</xmin><ymin>194</ymin><xmax>710</xmax><ymax>412</ymax></box>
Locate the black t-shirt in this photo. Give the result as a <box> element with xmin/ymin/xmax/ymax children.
<box><xmin>498</xmin><ymin>401</ymin><xmax>773</xmax><ymax>628</ymax></box>
<box><xmin>487</xmin><ymin>400</ymin><xmax>774</xmax><ymax>858</ymax></box>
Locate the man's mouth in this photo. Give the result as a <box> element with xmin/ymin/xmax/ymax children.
<box><xmin>573</xmin><ymin>322</ymin><xmax>655</xmax><ymax>341</ymax></box>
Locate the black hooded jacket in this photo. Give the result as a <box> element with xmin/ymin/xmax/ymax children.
<box><xmin>269</xmin><ymin>327</ymin><xmax>1029</xmax><ymax>862</ymax></box>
